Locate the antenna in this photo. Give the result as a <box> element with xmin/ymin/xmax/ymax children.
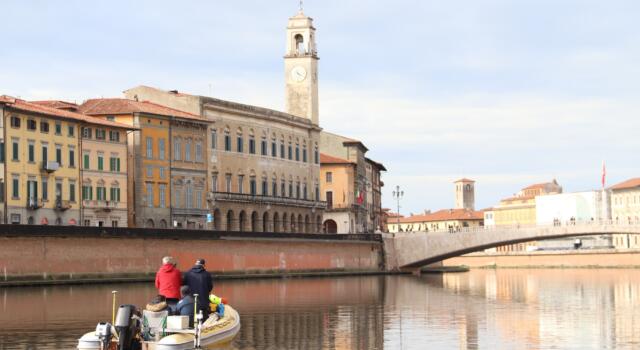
<box><xmin>299</xmin><ymin>0</ymin><xmax>303</xmax><ymax>12</ymax></box>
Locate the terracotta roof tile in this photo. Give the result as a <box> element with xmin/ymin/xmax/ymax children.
<box><xmin>320</xmin><ymin>153</ymin><xmax>355</xmax><ymax>165</ymax></box>
<box><xmin>454</xmin><ymin>178</ymin><xmax>475</xmax><ymax>183</ymax></box>
<box><xmin>79</xmin><ymin>98</ymin><xmax>205</xmax><ymax>121</ymax></box>
<box><xmin>0</xmin><ymin>95</ymin><xmax>135</xmax><ymax>129</ymax></box>
<box><xmin>610</xmin><ymin>178</ymin><xmax>640</xmax><ymax>191</ymax></box>
<box><xmin>397</xmin><ymin>208</ymin><xmax>484</xmax><ymax>223</ymax></box>
<box><xmin>31</xmin><ymin>100</ymin><xmax>80</xmax><ymax>110</ymax></box>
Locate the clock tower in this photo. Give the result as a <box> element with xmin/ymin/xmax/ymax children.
<box><xmin>284</xmin><ymin>8</ymin><xmax>319</xmax><ymax>125</ymax></box>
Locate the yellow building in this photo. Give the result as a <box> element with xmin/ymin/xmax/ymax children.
<box><xmin>610</xmin><ymin>178</ymin><xmax>640</xmax><ymax>248</ymax></box>
<box><xmin>80</xmin><ymin>98</ymin><xmax>205</xmax><ymax>228</ymax></box>
<box><xmin>387</xmin><ymin>208</ymin><xmax>484</xmax><ymax>233</ymax></box>
<box><xmin>320</xmin><ymin>153</ymin><xmax>356</xmax><ymax>233</ymax></box>
<box><xmin>0</xmin><ymin>96</ymin><xmax>131</xmax><ymax>226</ymax></box>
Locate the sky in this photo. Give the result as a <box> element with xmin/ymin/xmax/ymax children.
<box><xmin>1</xmin><ymin>0</ymin><xmax>639</xmax><ymax>215</ymax></box>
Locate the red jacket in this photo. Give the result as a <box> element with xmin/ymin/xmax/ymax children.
<box><xmin>155</xmin><ymin>263</ymin><xmax>182</xmax><ymax>299</ymax></box>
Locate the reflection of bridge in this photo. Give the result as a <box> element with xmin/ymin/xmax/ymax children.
<box><xmin>384</xmin><ymin>222</ymin><xmax>640</xmax><ymax>270</ymax></box>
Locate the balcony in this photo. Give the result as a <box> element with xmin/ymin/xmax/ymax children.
<box><xmin>82</xmin><ymin>200</ymin><xmax>118</xmax><ymax>212</ymax></box>
<box><xmin>211</xmin><ymin>191</ymin><xmax>327</xmax><ymax>209</ymax></box>
<box><xmin>42</xmin><ymin>161</ymin><xmax>60</xmax><ymax>172</ymax></box>
<box><xmin>54</xmin><ymin>199</ymin><xmax>71</xmax><ymax>211</ymax></box>
<box><xmin>172</xmin><ymin>207</ymin><xmax>210</xmax><ymax>216</ymax></box>
<box><xmin>27</xmin><ymin>198</ymin><xmax>42</xmax><ymax>210</ymax></box>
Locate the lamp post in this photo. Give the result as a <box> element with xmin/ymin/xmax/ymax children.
<box><xmin>392</xmin><ymin>185</ymin><xmax>404</xmax><ymax>233</ymax></box>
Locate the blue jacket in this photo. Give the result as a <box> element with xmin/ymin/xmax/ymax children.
<box><xmin>176</xmin><ymin>295</ymin><xmax>195</xmax><ymax>327</ymax></box>
<box><xmin>183</xmin><ymin>265</ymin><xmax>213</xmax><ymax>313</ymax></box>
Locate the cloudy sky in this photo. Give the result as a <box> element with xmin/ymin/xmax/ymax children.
<box><xmin>1</xmin><ymin>1</ymin><xmax>639</xmax><ymax>214</ymax></box>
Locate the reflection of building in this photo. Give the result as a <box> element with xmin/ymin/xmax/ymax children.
<box><xmin>388</xmin><ymin>208</ymin><xmax>484</xmax><ymax>233</ymax></box>
<box><xmin>320</xmin><ymin>132</ymin><xmax>385</xmax><ymax>233</ymax></box>
<box><xmin>492</xmin><ymin>179</ymin><xmax>562</xmax><ymax>251</ymax></box>
<box><xmin>610</xmin><ymin>178</ymin><xmax>640</xmax><ymax>248</ymax></box>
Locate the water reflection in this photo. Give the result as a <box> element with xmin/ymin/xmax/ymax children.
<box><xmin>2</xmin><ymin>270</ymin><xmax>640</xmax><ymax>349</ymax></box>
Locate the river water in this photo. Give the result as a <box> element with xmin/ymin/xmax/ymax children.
<box><xmin>1</xmin><ymin>269</ymin><xmax>640</xmax><ymax>349</ymax></box>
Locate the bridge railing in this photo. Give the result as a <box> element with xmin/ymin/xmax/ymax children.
<box><xmin>395</xmin><ymin>219</ymin><xmax>640</xmax><ymax>236</ymax></box>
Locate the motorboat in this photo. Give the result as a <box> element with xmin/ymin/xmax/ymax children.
<box><xmin>78</xmin><ymin>301</ymin><xmax>240</xmax><ymax>350</ymax></box>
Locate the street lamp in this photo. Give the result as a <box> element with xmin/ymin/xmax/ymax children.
<box><xmin>392</xmin><ymin>185</ymin><xmax>404</xmax><ymax>233</ymax></box>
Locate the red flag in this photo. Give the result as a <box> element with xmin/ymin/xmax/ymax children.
<box><xmin>601</xmin><ymin>161</ymin><xmax>606</xmax><ymax>188</ymax></box>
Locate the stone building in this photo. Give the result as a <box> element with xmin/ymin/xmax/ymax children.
<box><xmin>455</xmin><ymin>178</ymin><xmax>475</xmax><ymax>210</ymax></box>
<box><xmin>610</xmin><ymin>178</ymin><xmax>640</xmax><ymax>248</ymax></box>
<box><xmin>121</xmin><ymin>9</ymin><xmax>327</xmax><ymax>233</ymax></box>
<box><xmin>79</xmin><ymin>98</ymin><xmax>206</xmax><ymax>228</ymax></box>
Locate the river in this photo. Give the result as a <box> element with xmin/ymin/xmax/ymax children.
<box><xmin>1</xmin><ymin>269</ymin><xmax>640</xmax><ymax>349</ymax></box>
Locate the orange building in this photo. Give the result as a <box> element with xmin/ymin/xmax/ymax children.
<box><xmin>387</xmin><ymin>208</ymin><xmax>484</xmax><ymax>233</ymax></box>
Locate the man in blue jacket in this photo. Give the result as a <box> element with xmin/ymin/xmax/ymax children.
<box><xmin>183</xmin><ymin>258</ymin><xmax>213</xmax><ymax>319</ymax></box>
<box><xmin>175</xmin><ymin>285</ymin><xmax>195</xmax><ymax>327</ymax></box>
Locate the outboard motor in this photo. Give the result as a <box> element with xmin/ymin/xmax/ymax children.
<box><xmin>115</xmin><ymin>304</ymin><xmax>141</xmax><ymax>350</ymax></box>
<box><xmin>95</xmin><ymin>322</ymin><xmax>113</xmax><ymax>350</ymax></box>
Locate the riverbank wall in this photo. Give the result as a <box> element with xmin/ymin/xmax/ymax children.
<box><xmin>444</xmin><ymin>249</ymin><xmax>640</xmax><ymax>268</ymax></box>
<box><xmin>0</xmin><ymin>225</ymin><xmax>384</xmax><ymax>286</ymax></box>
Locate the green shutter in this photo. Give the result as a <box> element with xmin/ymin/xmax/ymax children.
<box><xmin>83</xmin><ymin>154</ymin><xmax>89</xmax><ymax>169</ymax></box>
<box><xmin>98</xmin><ymin>157</ymin><xmax>103</xmax><ymax>171</ymax></box>
<box><xmin>117</xmin><ymin>158</ymin><xmax>121</xmax><ymax>172</ymax></box>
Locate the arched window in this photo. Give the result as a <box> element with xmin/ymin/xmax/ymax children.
<box><xmin>236</xmin><ymin>128</ymin><xmax>243</xmax><ymax>153</ymax></box>
<box><xmin>295</xmin><ymin>34</ymin><xmax>304</xmax><ymax>54</ymax></box>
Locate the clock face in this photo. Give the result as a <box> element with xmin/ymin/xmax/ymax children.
<box><xmin>290</xmin><ymin>66</ymin><xmax>307</xmax><ymax>82</ymax></box>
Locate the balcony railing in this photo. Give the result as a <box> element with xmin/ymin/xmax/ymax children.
<box><xmin>211</xmin><ymin>191</ymin><xmax>327</xmax><ymax>209</ymax></box>
<box><xmin>27</xmin><ymin>198</ymin><xmax>42</xmax><ymax>210</ymax></box>
<box><xmin>172</xmin><ymin>207</ymin><xmax>210</xmax><ymax>216</ymax></box>
<box><xmin>83</xmin><ymin>200</ymin><xmax>118</xmax><ymax>211</ymax></box>
<box><xmin>54</xmin><ymin>199</ymin><xmax>71</xmax><ymax>211</ymax></box>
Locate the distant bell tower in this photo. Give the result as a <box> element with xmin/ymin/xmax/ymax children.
<box><xmin>284</xmin><ymin>6</ymin><xmax>319</xmax><ymax>125</ymax></box>
<box><xmin>454</xmin><ymin>178</ymin><xmax>475</xmax><ymax>210</ymax></box>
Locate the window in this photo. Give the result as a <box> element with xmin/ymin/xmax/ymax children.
<box><xmin>110</xmin><ymin>187</ymin><xmax>121</xmax><ymax>202</ymax></box>
<box><xmin>249</xmin><ymin>137</ymin><xmax>255</xmax><ymax>154</ymax></box>
<box><xmin>174</xmin><ymin>189</ymin><xmax>181</xmax><ymax>207</ymax></box>
<box><xmin>27</xmin><ymin>119</ymin><xmax>36</xmax><ymax>131</ymax></box>
<box><xmin>56</xmin><ymin>145</ymin><xmax>62</xmax><ymax>166</ymax></box>
<box><xmin>314</xmin><ymin>146</ymin><xmax>319</xmax><ymax>164</ymax></box>
<box><xmin>186</xmin><ymin>185</ymin><xmax>193</xmax><ymax>208</ymax></box>
<box><xmin>28</xmin><ymin>142</ymin><xmax>35</xmax><ymax>163</ymax></box>
<box><xmin>95</xmin><ymin>129</ymin><xmax>106</xmax><ymax>140</ymax></box>
<box><xmin>42</xmin><ymin>177</ymin><xmax>48</xmax><ymax>200</ymax></box>
<box><xmin>261</xmin><ymin>139</ymin><xmax>267</xmax><ymax>156</ymax></box>
<box><xmin>185</xmin><ymin>140</ymin><xmax>192</xmax><ymax>161</ymax></box>
<box><xmin>83</xmin><ymin>153</ymin><xmax>89</xmax><ymax>169</ymax></box>
<box><xmin>315</xmin><ymin>185</ymin><xmax>320</xmax><ymax>201</ymax></box>
<box><xmin>174</xmin><ymin>138</ymin><xmax>181</xmax><ymax>160</ymax></box>
<box><xmin>109</xmin><ymin>156</ymin><xmax>120</xmax><ymax>172</ymax></box>
<box><xmin>236</xmin><ymin>135</ymin><xmax>243</xmax><ymax>153</ymax></box>
<box><xmin>146</xmin><ymin>137</ymin><xmax>153</xmax><ymax>158</ymax></box>
<box><xmin>158</xmin><ymin>138</ymin><xmax>165</xmax><ymax>160</ymax></box>
<box><xmin>10</xmin><ymin>213</ymin><xmax>20</xmax><ymax>224</ymax></box>
<box><xmin>250</xmin><ymin>178</ymin><xmax>257</xmax><ymax>196</ymax></box>
<box><xmin>0</xmin><ymin>141</ymin><xmax>4</xmax><ymax>163</ymax></box>
<box><xmin>159</xmin><ymin>184</ymin><xmax>166</xmax><ymax>208</ymax></box>
<box><xmin>96</xmin><ymin>186</ymin><xmax>106</xmax><ymax>201</ymax></box>
<box><xmin>225</xmin><ymin>174</ymin><xmax>232</xmax><ymax>192</ymax></box>
<box><xmin>69</xmin><ymin>148</ymin><xmax>75</xmax><ymax>167</ymax></box>
<box><xmin>262</xmin><ymin>180</ymin><xmax>268</xmax><ymax>195</ymax></box>
<box><xmin>82</xmin><ymin>127</ymin><xmax>92</xmax><ymax>139</ymax></box>
<box><xmin>296</xmin><ymin>182</ymin><xmax>300</xmax><ymax>199</ymax></box>
<box><xmin>97</xmin><ymin>153</ymin><xmax>104</xmax><ymax>171</ymax></box>
<box><xmin>303</xmin><ymin>147</ymin><xmax>307</xmax><ymax>162</ymax></box>
<box><xmin>272</xmin><ymin>180</ymin><xmax>277</xmax><ymax>196</ymax></box>
<box><xmin>159</xmin><ymin>167</ymin><xmax>165</xmax><ymax>179</ymax></box>
<box><xmin>238</xmin><ymin>175</ymin><xmax>244</xmax><ymax>194</ymax></box>
<box><xmin>82</xmin><ymin>185</ymin><xmax>93</xmax><ymax>200</ymax></box>
<box><xmin>212</xmin><ymin>174</ymin><xmax>218</xmax><ymax>192</ymax></box>
<box><xmin>281</xmin><ymin>180</ymin><xmax>286</xmax><ymax>197</ymax></box>
<box><xmin>109</xmin><ymin>130</ymin><xmax>120</xmax><ymax>142</ymax></box>
<box><xmin>12</xmin><ymin>139</ymin><xmax>18</xmax><ymax>161</ymax></box>
<box><xmin>10</xmin><ymin>116</ymin><xmax>20</xmax><ymax>128</ymax></box>
<box><xmin>289</xmin><ymin>182</ymin><xmax>293</xmax><ymax>198</ymax></box>
<box><xmin>288</xmin><ymin>143</ymin><xmax>292</xmax><ymax>160</ymax></box>
<box><xmin>55</xmin><ymin>122</ymin><xmax>62</xmax><ymax>135</ymax></box>
<box><xmin>295</xmin><ymin>145</ymin><xmax>300</xmax><ymax>161</ymax></box>
<box><xmin>146</xmin><ymin>183</ymin><xmax>153</xmax><ymax>207</ymax></box>
<box><xmin>211</xmin><ymin>129</ymin><xmax>217</xmax><ymax>149</ymax></box>
<box><xmin>280</xmin><ymin>141</ymin><xmax>285</xmax><ymax>159</ymax></box>
<box><xmin>106</xmin><ymin>116</ymin><xmax>115</xmax><ymax>121</ymax></box>
<box><xmin>224</xmin><ymin>132</ymin><xmax>231</xmax><ymax>151</ymax></box>
<box><xmin>42</xmin><ymin>144</ymin><xmax>48</xmax><ymax>163</ymax></box>
<box><xmin>146</xmin><ymin>166</ymin><xmax>153</xmax><ymax>178</ymax></box>
<box><xmin>303</xmin><ymin>183</ymin><xmax>308</xmax><ymax>200</ymax></box>
<box><xmin>195</xmin><ymin>141</ymin><xmax>202</xmax><ymax>162</ymax></box>
<box><xmin>326</xmin><ymin>191</ymin><xmax>333</xmax><ymax>209</ymax></box>
<box><xmin>326</xmin><ymin>172</ymin><xmax>333</xmax><ymax>183</ymax></box>
<box><xmin>271</xmin><ymin>140</ymin><xmax>277</xmax><ymax>157</ymax></box>
<box><xmin>195</xmin><ymin>190</ymin><xmax>202</xmax><ymax>209</ymax></box>
<box><xmin>68</xmin><ymin>125</ymin><xmax>75</xmax><ymax>137</ymax></box>
<box><xmin>12</xmin><ymin>176</ymin><xmax>19</xmax><ymax>198</ymax></box>
<box><xmin>40</xmin><ymin>121</ymin><xmax>49</xmax><ymax>133</ymax></box>
<box><xmin>69</xmin><ymin>182</ymin><xmax>76</xmax><ymax>202</ymax></box>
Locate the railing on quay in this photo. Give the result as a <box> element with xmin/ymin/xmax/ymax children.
<box><xmin>212</xmin><ymin>191</ymin><xmax>327</xmax><ymax>209</ymax></box>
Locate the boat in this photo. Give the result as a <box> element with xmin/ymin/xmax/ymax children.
<box><xmin>78</xmin><ymin>302</ymin><xmax>240</xmax><ymax>350</ymax></box>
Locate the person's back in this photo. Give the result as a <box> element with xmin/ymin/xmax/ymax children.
<box><xmin>155</xmin><ymin>256</ymin><xmax>181</xmax><ymax>308</ymax></box>
<box><xmin>183</xmin><ymin>258</ymin><xmax>213</xmax><ymax>318</ymax></box>
<box><xmin>176</xmin><ymin>285</ymin><xmax>195</xmax><ymax>327</ymax></box>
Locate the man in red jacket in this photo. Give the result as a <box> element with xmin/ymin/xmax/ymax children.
<box><xmin>155</xmin><ymin>256</ymin><xmax>182</xmax><ymax>309</ymax></box>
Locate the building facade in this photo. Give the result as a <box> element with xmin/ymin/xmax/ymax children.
<box><xmin>387</xmin><ymin>209</ymin><xmax>484</xmax><ymax>233</ymax></box>
<box><xmin>610</xmin><ymin>178</ymin><xmax>640</xmax><ymax>248</ymax></box>
<box><xmin>455</xmin><ymin>178</ymin><xmax>475</xmax><ymax>210</ymax></box>
<box><xmin>320</xmin><ymin>153</ymin><xmax>356</xmax><ymax>233</ymax></box>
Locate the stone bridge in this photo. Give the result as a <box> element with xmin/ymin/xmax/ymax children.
<box><xmin>384</xmin><ymin>222</ymin><xmax>640</xmax><ymax>271</ymax></box>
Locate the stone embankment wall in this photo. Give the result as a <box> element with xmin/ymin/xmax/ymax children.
<box><xmin>0</xmin><ymin>225</ymin><xmax>383</xmax><ymax>285</ymax></box>
<box><xmin>444</xmin><ymin>249</ymin><xmax>640</xmax><ymax>268</ymax></box>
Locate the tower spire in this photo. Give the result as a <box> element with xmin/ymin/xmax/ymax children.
<box><xmin>299</xmin><ymin>0</ymin><xmax>304</xmax><ymax>13</ymax></box>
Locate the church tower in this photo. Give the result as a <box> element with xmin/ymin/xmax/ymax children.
<box><xmin>284</xmin><ymin>7</ymin><xmax>319</xmax><ymax>125</ymax></box>
<box><xmin>454</xmin><ymin>178</ymin><xmax>475</xmax><ymax>210</ymax></box>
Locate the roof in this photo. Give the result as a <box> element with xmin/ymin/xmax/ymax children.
<box><xmin>454</xmin><ymin>178</ymin><xmax>475</xmax><ymax>183</ymax></box>
<box><xmin>0</xmin><ymin>95</ymin><xmax>135</xmax><ymax>129</ymax></box>
<box><xmin>31</xmin><ymin>100</ymin><xmax>79</xmax><ymax>110</ymax></box>
<box><xmin>320</xmin><ymin>153</ymin><xmax>355</xmax><ymax>165</ymax></box>
<box><xmin>500</xmin><ymin>194</ymin><xmax>535</xmax><ymax>202</ymax></box>
<box><xmin>365</xmin><ymin>157</ymin><xmax>387</xmax><ymax>171</ymax></box>
<box><xmin>397</xmin><ymin>208</ymin><xmax>484</xmax><ymax>223</ymax></box>
<box><xmin>79</xmin><ymin>98</ymin><xmax>205</xmax><ymax>121</ymax></box>
<box><xmin>610</xmin><ymin>178</ymin><xmax>640</xmax><ymax>191</ymax></box>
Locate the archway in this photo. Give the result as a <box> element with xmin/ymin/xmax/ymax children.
<box><xmin>324</xmin><ymin>219</ymin><xmax>337</xmax><ymax>234</ymax></box>
<box><xmin>297</xmin><ymin>214</ymin><xmax>304</xmax><ymax>233</ymax></box>
<box><xmin>251</xmin><ymin>211</ymin><xmax>259</xmax><ymax>232</ymax></box>
<box><xmin>146</xmin><ymin>219</ymin><xmax>155</xmax><ymax>228</ymax></box>
<box><xmin>226</xmin><ymin>210</ymin><xmax>234</xmax><ymax>231</ymax></box>
<box><xmin>316</xmin><ymin>215</ymin><xmax>322</xmax><ymax>233</ymax></box>
<box><xmin>304</xmin><ymin>215</ymin><xmax>310</xmax><ymax>234</ymax></box>
<box><xmin>239</xmin><ymin>210</ymin><xmax>247</xmax><ymax>232</ymax></box>
<box><xmin>282</xmin><ymin>213</ymin><xmax>289</xmax><ymax>233</ymax></box>
<box><xmin>213</xmin><ymin>209</ymin><xmax>222</xmax><ymax>231</ymax></box>
<box><xmin>263</xmin><ymin>212</ymin><xmax>270</xmax><ymax>232</ymax></box>
<box><xmin>290</xmin><ymin>213</ymin><xmax>297</xmax><ymax>233</ymax></box>
<box><xmin>159</xmin><ymin>219</ymin><xmax>167</xmax><ymax>228</ymax></box>
<box><xmin>273</xmin><ymin>212</ymin><xmax>280</xmax><ymax>233</ymax></box>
